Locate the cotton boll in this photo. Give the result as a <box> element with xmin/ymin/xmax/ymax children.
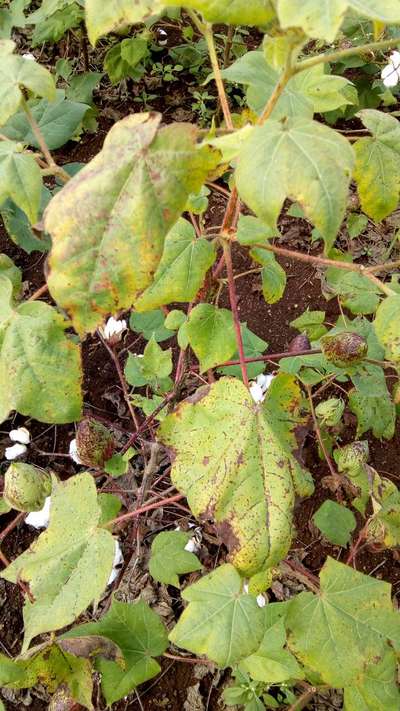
<box><xmin>256</xmin><ymin>594</ymin><xmax>266</xmax><ymax>608</ymax></box>
<box><xmin>5</xmin><ymin>443</ymin><xmax>27</xmax><ymax>460</ymax></box>
<box><xmin>184</xmin><ymin>537</ymin><xmax>200</xmax><ymax>554</ymax></box>
<box><xmin>250</xmin><ymin>382</ymin><xmax>265</xmax><ymax>403</ymax></box>
<box><xmin>22</xmin><ymin>53</ymin><xmax>35</xmax><ymax>61</ymax></box>
<box><xmin>69</xmin><ymin>439</ymin><xmax>83</xmax><ymax>465</ymax></box>
<box><xmin>107</xmin><ymin>540</ymin><xmax>124</xmax><ymax>586</ymax></box>
<box><xmin>381</xmin><ymin>51</ymin><xmax>400</xmax><ymax>88</ymax></box>
<box><xmin>9</xmin><ymin>427</ymin><xmax>30</xmax><ymax>445</ymax></box>
<box><xmin>256</xmin><ymin>373</ymin><xmax>275</xmax><ymax>393</ymax></box>
<box><xmin>99</xmin><ymin>317</ymin><xmax>127</xmax><ymax>343</ymax></box>
<box><xmin>25</xmin><ymin>496</ymin><xmax>51</xmax><ymax>529</ymax></box>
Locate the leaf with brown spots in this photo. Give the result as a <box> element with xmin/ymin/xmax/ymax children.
<box><xmin>158</xmin><ymin>374</ymin><xmax>314</xmax><ymax>582</ymax></box>
<box><xmin>45</xmin><ymin>113</ymin><xmax>220</xmax><ymax>335</ymax></box>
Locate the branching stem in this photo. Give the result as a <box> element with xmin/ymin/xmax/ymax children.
<box><xmin>104</xmin><ymin>493</ymin><xmax>185</xmax><ymax>528</ymax></box>
<box><xmin>295</xmin><ymin>36</ymin><xmax>400</xmax><ymax>74</ymax></box>
<box><xmin>222</xmin><ymin>240</ymin><xmax>249</xmax><ymax>387</ymax></box>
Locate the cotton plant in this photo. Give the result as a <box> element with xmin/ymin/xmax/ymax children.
<box><xmin>5</xmin><ymin>427</ymin><xmax>31</xmax><ymax>460</ymax></box>
<box><xmin>99</xmin><ymin>316</ymin><xmax>127</xmax><ymax>344</ymax></box>
<box><xmin>381</xmin><ymin>51</ymin><xmax>400</xmax><ymax>87</ymax></box>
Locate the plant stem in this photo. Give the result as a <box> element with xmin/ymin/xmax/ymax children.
<box><xmin>258</xmin><ymin>64</ymin><xmax>294</xmax><ymax>124</ymax></box>
<box><xmin>219</xmin><ymin>348</ymin><xmax>321</xmax><ymax>368</ymax></box>
<box><xmin>98</xmin><ymin>333</ymin><xmax>140</xmax><ymax>431</ymax></box>
<box><xmin>288</xmin><ymin>687</ymin><xmax>318</xmax><ymax>711</ymax></box>
<box><xmin>21</xmin><ymin>97</ymin><xmax>71</xmax><ymax>184</ymax></box>
<box><xmin>295</xmin><ymin>36</ymin><xmax>400</xmax><ymax>74</ymax></box>
<box><xmin>203</xmin><ymin>22</ymin><xmax>233</xmax><ymax>128</ymax></box>
<box><xmin>306</xmin><ymin>385</ymin><xmax>343</xmax><ymax>499</ymax></box>
<box><xmin>104</xmin><ymin>493</ymin><xmax>185</xmax><ymax>528</ymax></box>
<box><xmin>0</xmin><ymin>512</ymin><xmax>25</xmax><ymax>544</ymax></box>
<box><xmin>29</xmin><ymin>284</ymin><xmax>49</xmax><ymax>301</ymax></box>
<box><xmin>253</xmin><ymin>242</ymin><xmax>397</xmax><ymax>297</ymax></box>
<box><xmin>121</xmin><ymin>392</ymin><xmax>175</xmax><ymax>454</ymax></box>
<box><xmin>222</xmin><ymin>240</ymin><xmax>249</xmax><ymax>387</ymax></box>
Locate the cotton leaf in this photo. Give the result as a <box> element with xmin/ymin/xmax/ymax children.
<box><xmin>158</xmin><ymin>375</ymin><xmax>314</xmax><ymax>579</ymax></box>
<box><xmin>354</xmin><ymin>110</ymin><xmax>400</xmax><ymax>222</ymax></box>
<box><xmin>185</xmin><ymin>304</ymin><xmax>237</xmax><ymax>372</ymax></box>
<box><xmin>236</xmin><ymin>117</ymin><xmax>354</xmax><ymax>252</ymax></box>
<box><xmin>45</xmin><ymin>113</ymin><xmax>219</xmax><ymax>334</ymax></box>
<box><xmin>0</xmin><ymin>300</ymin><xmax>82</xmax><ymax>424</ymax></box>
<box><xmin>286</xmin><ymin>557</ymin><xmax>400</xmax><ymax>687</ymax></box>
<box><xmin>169</xmin><ymin>564</ymin><xmax>265</xmax><ymax>667</ymax></box>
<box><xmin>344</xmin><ymin>650</ymin><xmax>400</xmax><ymax>711</ymax></box>
<box><xmin>277</xmin><ymin>0</ymin><xmax>400</xmax><ymax>43</ymax></box>
<box><xmin>1</xmin><ymin>474</ymin><xmax>115</xmax><ymax>651</ymax></box>
<box><xmin>0</xmin><ymin>51</ymin><xmax>55</xmax><ymax>125</ymax></box>
<box><xmin>149</xmin><ymin>531</ymin><xmax>202</xmax><ymax>587</ymax></box>
<box><xmin>163</xmin><ymin>0</ymin><xmax>276</xmax><ymax>24</ymax></box>
<box><xmin>62</xmin><ymin>598</ymin><xmax>168</xmax><ymax>705</ymax></box>
<box><xmin>135</xmin><ymin>218</ymin><xmax>216</xmax><ymax>312</ymax></box>
<box><xmin>374</xmin><ymin>294</ymin><xmax>400</xmax><ymax>363</ymax></box>
<box><xmin>0</xmin><ymin>140</ymin><xmax>42</xmax><ymax>224</ymax></box>
<box><xmin>85</xmin><ymin>0</ymin><xmax>160</xmax><ymax>45</ymax></box>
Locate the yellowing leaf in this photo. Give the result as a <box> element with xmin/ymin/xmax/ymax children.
<box><xmin>0</xmin><ymin>300</ymin><xmax>82</xmax><ymax>424</ymax></box>
<box><xmin>158</xmin><ymin>375</ymin><xmax>314</xmax><ymax>578</ymax></box>
<box><xmin>169</xmin><ymin>564</ymin><xmax>265</xmax><ymax>667</ymax></box>
<box><xmin>344</xmin><ymin>650</ymin><xmax>400</xmax><ymax>711</ymax></box>
<box><xmin>236</xmin><ymin>117</ymin><xmax>354</xmax><ymax>252</ymax></box>
<box><xmin>163</xmin><ymin>0</ymin><xmax>276</xmax><ymax>24</ymax></box>
<box><xmin>0</xmin><ymin>52</ymin><xmax>55</xmax><ymax>125</ymax></box>
<box><xmin>45</xmin><ymin>114</ymin><xmax>219</xmax><ymax>334</ymax></box>
<box><xmin>0</xmin><ymin>141</ymin><xmax>42</xmax><ymax>224</ymax></box>
<box><xmin>85</xmin><ymin>0</ymin><xmax>160</xmax><ymax>45</ymax></box>
<box><xmin>1</xmin><ymin>474</ymin><xmax>115</xmax><ymax>651</ymax></box>
<box><xmin>374</xmin><ymin>294</ymin><xmax>400</xmax><ymax>363</ymax></box>
<box><xmin>286</xmin><ymin>557</ymin><xmax>400</xmax><ymax>687</ymax></box>
<box><xmin>135</xmin><ymin>218</ymin><xmax>216</xmax><ymax>312</ymax></box>
<box><xmin>277</xmin><ymin>0</ymin><xmax>400</xmax><ymax>42</ymax></box>
<box><xmin>354</xmin><ymin>110</ymin><xmax>400</xmax><ymax>222</ymax></box>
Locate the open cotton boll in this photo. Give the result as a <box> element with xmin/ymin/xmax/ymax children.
<box><xmin>99</xmin><ymin>316</ymin><xmax>127</xmax><ymax>343</ymax></box>
<box><xmin>25</xmin><ymin>496</ymin><xmax>51</xmax><ymax>529</ymax></box>
<box><xmin>381</xmin><ymin>51</ymin><xmax>400</xmax><ymax>87</ymax></box>
<box><xmin>250</xmin><ymin>382</ymin><xmax>264</xmax><ymax>404</ymax></box>
<box><xmin>22</xmin><ymin>53</ymin><xmax>35</xmax><ymax>61</ymax></box>
<box><xmin>69</xmin><ymin>438</ymin><xmax>83</xmax><ymax>465</ymax></box>
<box><xmin>256</xmin><ymin>373</ymin><xmax>275</xmax><ymax>392</ymax></box>
<box><xmin>5</xmin><ymin>443</ymin><xmax>27</xmax><ymax>460</ymax></box>
<box><xmin>107</xmin><ymin>540</ymin><xmax>124</xmax><ymax>586</ymax></box>
<box><xmin>9</xmin><ymin>427</ymin><xmax>30</xmax><ymax>445</ymax></box>
<box><xmin>184</xmin><ymin>537</ymin><xmax>201</xmax><ymax>554</ymax></box>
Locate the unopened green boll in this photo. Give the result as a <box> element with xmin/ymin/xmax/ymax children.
<box><xmin>4</xmin><ymin>463</ymin><xmax>51</xmax><ymax>512</ymax></box>
<box><xmin>321</xmin><ymin>332</ymin><xmax>368</xmax><ymax>368</ymax></box>
<box><xmin>315</xmin><ymin>398</ymin><xmax>345</xmax><ymax>427</ymax></box>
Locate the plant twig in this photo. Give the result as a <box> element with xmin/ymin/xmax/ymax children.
<box><xmin>218</xmin><ymin>348</ymin><xmax>321</xmax><ymax>368</ymax></box>
<box><xmin>306</xmin><ymin>385</ymin><xmax>343</xmax><ymax>500</ymax></box>
<box><xmin>295</xmin><ymin>36</ymin><xmax>400</xmax><ymax>74</ymax></box>
<box><xmin>253</xmin><ymin>242</ymin><xmax>397</xmax><ymax>296</ymax></box>
<box><xmin>104</xmin><ymin>493</ymin><xmax>185</xmax><ymax>529</ymax></box>
<box><xmin>222</xmin><ymin>240</ymin><xmax>249</xmax><ymax>387</ymax></box>
<box><xmin>288</xmin><ymin>687</ymin><xmax>318</xmax><ymax>711</ymax></box>
<box><xmin>0</xmin><ymin>512</ymin><xmax>25</xmax><ymax>544</ymax></box>
<box><xmin>98</xmin><ymin>333</ymin><xmax>140</xmax><ymax>430</ymax></box>
<box><xmin>21</xmin><ymin>97</ymin><xmax>71</xmax><ymax>184</ymax></box>
<box><xmin>203</xmin><ymin>22</ymin><xmax>233</xmax><ymax>128</ymax></box>
<box><xmin>28</xmin><ymin>284</ymin><xmax>49</xmax><ymax>301</ymax></box>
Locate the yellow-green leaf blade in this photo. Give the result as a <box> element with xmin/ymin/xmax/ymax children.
<box><xmin>0</xmin><ymin>52</ymin><xmax>55</xmax><ymax>126</ymax></box>
<box><xmin>373</xmin><ymin>294</ymin><xmax>400</xmax><ymax>363</ymax></box>
<box><xmin>163</xmin><ymin>0</ymin><xmax>275</xmax><ymax>25</ymax></box>
<box><xmin>1</xmin><ymin>474</ymin><xmax>115</xmax><ymax>651</ymax></box>
<box><xmin>149</xmin><ymin>531</ymin><xmax>202</xmax><ymax>587</ymax></box>
<box><xmin>0</xmin><ymin>140</ymin><xmax>42</xmax><ymax>223</ymax></box>
<box><xmin>85</xmin><ymin>0</ymin><xmax>161</xmax><ymax>45</ymax></box>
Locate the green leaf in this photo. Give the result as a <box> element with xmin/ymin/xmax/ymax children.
<box><xmin>158</xmin><ymin>375</ymin><xmax>314</xmax><ymax>578</ymax></box>
<box><xmin>290</xmin><ymin>310</ymin><xmax>327</xmax><ymax>341</ymax></box>
<box><xmin>163</xmin><ymin>0</ymin><xmax>276</xmax><ymax>24</ymax></box>
<box><xmin>313</xmin><ymin>500</ymin><xmax>356</xmax><ymax>546</ymax></box>
<box><xmin>344</xmin><ymin>650</ymin><xmax>400</xmax><ymax>711</ymax></box>
<box><xmin>368</xmin><ymin>478</ymin><xmax>400</xmax><ymax>549</ymax></box>
<box><xmin>62</xmin><ymin>598</ymin><xmax>168</xmax><ymax>705</ymax></box>
<box><xmin>149</xmin><ymin>531</ymin><xmax>202</xmax><ymax>587</ymax></box>
<box><xmin>277</xmin><ymin>0</ymin><xmax>400</xmax><ymax>43</ymax></box>
<box><xmin>125</xmin><ymin>336</ymin><xmax>172</xmax><ymax>390</ymax></box>
<box><xmin>250</xmin><ymin>248</ymin><xmax>286</xmax><ymax>304</ymax></box>
<box><xmin>104</xmin><ymin>37</ymin><xmax>148</xmax><ymax>84</ymax></box>
<box><xmin>97</xmin><ymin>492</ymin><xmax>122</xmax><ymax>524</ymax></box>
<box><xmin>0</xmin><ymin>51</ymin><xmax>55</xmax><ymax>125</ymax></box>
<box><xmin>165</xmin><ymin>309</ymin><xmax>187</xmax><ymax>331</ymax></box>
<box><xmin>239</xmin><ymin>612</ymin><xmax>303</xmax><ymax>684</ymax></box>
<box><xmin>0</xmin><ymin>301</ymin><xmax>82</xmax><ymax>424</ymax></box>
<box><xmin>349</xmin><ymin>367</ymin><xmax>395</xmax><ymax>439</ymax></box>
<box><xmin>347</xmin><ymin>212</ymin><xmax>368</xmax><ymax>239</ymax></box>
<box><xmin>31</xmin><ymin>3</ymin><xmax>84</xmax><ymax>46</ymax></box>
<box><xmin>186</xmin><ymin>304</ymin><xmax>236</xmax><ymax>372</ymax></box>
<box><xmin>236</xmin><ymin>117</ymin><xmax>354</xmax><ymax>252</ymax></box>
<box><xmin>2</xmin><ymin>91</ymin><xmax>89</xmax><ymax>150</ymax></box>
<box><xmin>169</xmin><ymin>564</ymin><xmax>265</xmax><ymax>667</ymax></box>
<box><xmin>0</xmin><ymin>497</ymin><xmax>11</xmax><ymax>515</ymax></box>
<box><xmin>135</xmin><ymin>219</ymin><xmax>215</xmax><ymax>312</ymax></box>
<box><xmin>45</xmin><ymin>113</ymin><xmax>219</xmax><ymax>334</ymax></box>
<box><xmin>327</xmin><ymin>271</ymin><xmax>381</xmax><ymax>315</ymax></box>
<box><xmin>131</xmin><ymin>394</ymin><xmax>167</xmax><ymax>421</ymax></box>
<box><xmin>85</xmin><ymin>0</ymin><xmax>159</xmax><ymax>44</ymax></box>
<box><xmin>222</xmin><ymin>52</ymin><xmax>355</xmax><ymax>118</ymax></box>
<box><xmin>66</xmin><ymin>71</ymin><xmax>104</xmax><ymax>105</ymax></box>
<box><xmin>286</xmin><ymin>557</ymin><xmax>400</xmax><ymax>687</ymax></box>
<box><xmin>0</xmin><ymin>254</ymin><xmax>21</xmax><ymax>297</ymax></box>
<box><xmin>237</xmin><ymin>214</ymin><xmax>279</xmax><ymax>246</ymax></box>
<box><xmin>130</xmin><ymin>309</ymin><xmax>172</xmax><ymax>343</ymax></box>
<box><xmin>0</xmin><ymin>140</ymin><xmax>41</xmax><ymax>223</ymax></box>
<box><xmin>1</xmin><ymin>187</ymin><xmax>52</xmax><ymax>254</ymax></box>
<box><xmin>104</xmin><ymin>449</ymin><xmax>135</xmax><ymax>478</ymax></box>
<box><xmin>1</xmin><ymin>474</ymin><xmax>115</xmax><ymax>651</ymax></box>
<box><xmin>354</xmin><ymin>110</ymin><xmax>400</xmax><ymax>222</ymax></box>
<box><xmin>374</xmin><ymin>294</ymin><xmax>400</xmax><ymax>363</ymax></box>
<box><xmin>217</xmin><ymin>324</ymin><xmax>268</xmax><ymax>381</ymax></box>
